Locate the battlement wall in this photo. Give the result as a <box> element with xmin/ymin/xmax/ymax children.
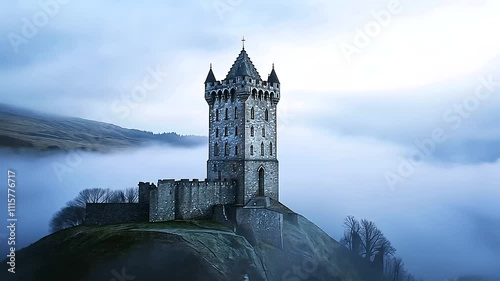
<box><xmin>85</xmin><ymin>203</ymin><xmax>149</xmax><ymax>225</ymax></box>
<box><xmin>149</xmin><ymin>179</ymin><xmax>237</xmax><ymax>222</ymax></box>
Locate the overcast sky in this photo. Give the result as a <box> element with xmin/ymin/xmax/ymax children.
<box><xmin>1</xmin><ymin>1</ymin><xmax>500</xmax><ymax>280</ymax></box>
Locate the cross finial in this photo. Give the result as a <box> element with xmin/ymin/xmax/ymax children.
<box><xmin>242</xmin><ymin>36</ymin><xmax>246</xmax><ymax>50</ymax></box>
<box><xmin>210</xmin><ymin>63</ymin><xmax>212</xmax><ymax>70</ymax></box>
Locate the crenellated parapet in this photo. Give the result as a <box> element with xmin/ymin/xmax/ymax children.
<box><xmin>149</xmin><ymin>179</ymin><xmax>238</xmax><ymax>222</ymax></box>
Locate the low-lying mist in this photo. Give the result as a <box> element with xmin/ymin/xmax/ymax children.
<box><xmin>0</xmin><ymin>126</ymin><xmax>499</xmax><ymax>281</ymax></box>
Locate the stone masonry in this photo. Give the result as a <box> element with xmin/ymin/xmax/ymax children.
<box><xmin>86</xmin><ymin>43</ymin><xmax>288</xmax><ymax>249</ymax></box>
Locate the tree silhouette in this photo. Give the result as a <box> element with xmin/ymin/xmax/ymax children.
<box><xmin>49</xmin><ymin>187</ymin><xmax>139</xmax><ymax>232</ymax></box>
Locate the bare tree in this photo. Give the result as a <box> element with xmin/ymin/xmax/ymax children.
<box><xmin>385</xmin><ymin>257</ymin><xmax>406</xmax><ymax>281</ymax></box>
<box><xmin>124</xmin><ymin>187</ymin><xmax>139</xmax><ymax>203</ymax></box>
<box><xmin>359</xmin><ymin>219</ymin><xmax>395</xmax><ymax>261</ymax></box>
<box><xmin>50</xmin><ymin>187</ymin><xmax>140</xmax><ymax>233</ymax></box>
<box><xmin>340</xmin><ymin>215</ymin><xmax>361</xmax><ymax>254</ymax></box>
<box><xmin>107</xmin><ymin>190</ymin><xmax>126</xmax><ymax>203</ymax></box>
<box><xmin>49</xmin><ymin>205</ymin><xmax>85</xmax><ymax>232</ymax></box>
<box><xmin>69</xmin><ymin>188</ymin><xmax>112</xmax><ymax>207</ymax></box>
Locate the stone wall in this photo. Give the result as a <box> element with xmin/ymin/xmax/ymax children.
<box><xmin>149</xmin><ymin>179</ymin><xmax>237</xmax><ymax>222</ymax></box>
<box><xmin>236</xmin><ymin>207</ymin><xmax>283</xmax><ymax>249</ymax></box>
<box><xmin>85</xmin><ymin>203</ymin><xmax>149</xmax><ymax>225</ymax></box>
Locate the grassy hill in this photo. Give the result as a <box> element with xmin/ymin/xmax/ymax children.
<box><xmin>0</xmin><ymin>216</ymin><xmax>389</xmax><ymax>281</ymax></box>
<box><xmin>0</xmin><ymin>103</ymin><xmax>206</xmax><ymax>152</ymax></box>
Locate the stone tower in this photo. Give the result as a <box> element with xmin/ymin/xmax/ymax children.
<box><xmin>204</xmin><ymin>44</ymin><xmax>281</xmax><ymax>205</ymax></box>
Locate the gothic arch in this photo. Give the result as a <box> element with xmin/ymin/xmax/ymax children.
<box><xmin>258</xmin><ymin>166</ymin><xmax>265</xmax><ymax>196</ymax></box>
<box><xmin>260</xmin><ymin>142</ymin><xmax>264</xmax><ymax>156</ymax></box>
<box><xmin>250</xmin><ymin>145</ymin><xmax>254</xmax><ymax>155</ymax></box>
<box><xmin>210</xmin><ymin>91</ymin><xmax>216</xmax><ymax>103</ymax></box>
<box><xmin>217</xmin><ymin>90</ymin><xmax>222</xmax><ymax>102</ymax></box>
<box><xmin>224</xmin><ymin>142</ymin><xmax>229</xmax><ymax>156</ymax></box>
<box><xmin>223</xmin><ymin>89</ymin><xmax>229</xmax><ymax>102</ymax></box>
<box><xmin>265</xmin><ymin>109</ymin><xmax>269</xmax><ymax>121</ymax></box>
<box><xmin>252</xmin><ymin>88</ymin><xmax>257</xmax><ymax>99</ymax></box>
<box><xmin>230</xmin><ymin>88</ymin><xmax>236</xmax><ymax>102</ymax></box>
<box><xmin>250</xmin><ymin>126</ymin><xmax>254</xmax><ymax>137</ymax></box>
<box><xmin>250</xmin><ymin>107</ymin><xmax>255</xmax><ymax>119</ymax></box>
<box><xmin>258</xmin><ymin>90</ymin><xmax>263</xmax><ymax>100</ymax></box>
<box><xmin>269</xmin><ymin>142</ymin><xmax>273</xmax><ymax>155</ymax></box>
<box><xmin>270</xmin><ymin>92</ymin><xmax>275</xmax><ymax>100</ymax></box>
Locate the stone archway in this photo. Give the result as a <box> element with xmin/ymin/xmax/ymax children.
<box><xmin>258</xmin><ymin>167</ymin><xmax>264</xmax><ymax>196</ymax></box>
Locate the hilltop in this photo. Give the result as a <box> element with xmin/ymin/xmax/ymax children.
<box><xmin>1</xmin><ymin>214</ymin><xmax>387</xmax><ymax>281</ymax></box>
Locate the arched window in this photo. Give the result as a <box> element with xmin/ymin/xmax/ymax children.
<box><xmin>225</xmin><ymin>108</ymin><xmax>228</xmax><ymax>120</ymax></box>
<box><xmin>215</xmin><ymin>128</ymin><xmax>219</xmax><ymax>138</ymax></box>
<box><xmin>235</xmin><ymin>145</ymin><xmax>238</xmax><ymax>155</ymax></box>
<box><xmin>262</xmin><ymin>128</ymin><xmax>265</xmax><ymax>137</ymax></box>
<box><xmin>261</xmin><ymin>142</ymin><xmax>264</xmax><ymax>156</ymax></box>
<box><xmin>224</xmin><ymin>127</ymin><xmax>228</xmax><ymax>136</ymax></box>
<box><xmin>214</xmin><ymin>143</ymin><xmax>219</xmax><ymax>156</ymax></box>
<box><xmin>250</xmin><ymin>107</ymin><xmax>254</xmax><ymax>119</ymax></box>
<box><xmin>235</xmin><ymin>126</ymin><xmax>238</xmax><ymax>136</ymax></box>
<box><xmin>232</xmin><ymin>164</ymin><xmax>237</xmax><ymax>172</ymax></box>
<box><xmin>225</xmin><ymin>142</ymin><xmax>229</xmax><ymax>156</ymax></box>
<box><xmin>215</xmin><ymin>109</ymin><xmax>219</xmax><ymax>121</ymax></box>
<box><xmin>213</xmin><ymin>163</ymin><xmax>217</xmax><ymax>171</ymax></box>
<box><xmin>265</xmin><ymin>109</ymin><xmax>269</xmax><ymax>121</ymax></box>
<box><xmin>250</xmin><ymin>126</ymin><xmax>254</xmax><ymax>137</ymax></box>
<box><xmin>270</xmin><ymin>142</ymin><xmax>273</xmax><ymax>156</ymax></box>
<box><xmin>234</xmin><ymin>107</ymin><xmax>238</xmax><ymax>119</ymax></box>
<box><xmin>250</xmin><ymin>145</ymin><xmax>254</xmax><ymax>155</ymax></box>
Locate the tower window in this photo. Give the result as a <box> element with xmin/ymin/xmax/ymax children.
<box><xmin>214</xmin><ymin>143</ymin><xmax>219</xmax><ymax>156</ymax></box>
<box><xmin>235</xmin><ymin>145</ymin><xmax>238</xmax><ymax>155</ymax></box>
<box><xmin>232</xmin><ymin>164</ymin><xmax>237</xmax><ymax>172</ymax></box>
<box><xmin>250</xmin><ymin>145</ymin><xmax>254</xmax><ymax>155</ymax></box>
<box><xmin>235</xmin><ymin>126</ymin><xmax>238</xmax><ymax>136</ymax></box>
<box><xmin>216</xmin><ymin>109</ymin><xmax>219</xmax><ymax>121</ymax></box>
<box><xmin>234</xmin><ymin>107</ymin><xmax>238</xmax><ymax>119</ymax></box>
<box><xmin>265</xmin><ymin>109</ymin><xmax>269</xmax><ymax>121</ymax></box>
<box><xmin>250</xmin><ymin>126</ymin><xmax>254</xmax><ymax>137</ymax></box>
<box><xmin>225</xmin><ymin>108</ymin><xmax>228</xmax><ymax>120</ymax></box>
<box><xmin>270</xmin><ymin>142</ymin><xmax>273</xmax><ymax>156</ymax></box>
<box><xmin>213</xmin><ymin>163</ymin><xmax>217</xmax><ymax>171</ymax></box>
<box><xmin>262</xmin><ymin>128</ymin><xmax>265</xmax><ymax>137</ymax></box>
<box><xmin>225</xmin><ymin>142</ymin><xmax>229</xmax><ymax>156</ymax></box>
<box><xmin>215</xmin><ymin>128</ymin><xmax>219</xmax><ymax>138</ymax></box>
<box><xmin>250</xmin><ymin>107</ymin><xmax>254</xmax><ymax>119</ymax></box>
<box><xmin>225</xmin><ymin>127</ymin><xmax>228</xmax><ymax>136</ymax></box>
<box><xmin>261</xmin><ymin>142</ymin><xmax>264</xmax><ymax>156</ymax></box>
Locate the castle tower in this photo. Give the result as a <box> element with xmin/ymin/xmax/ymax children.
<box><xmin>204</xmin><ymin>42</ymin><xmax>281</xmax><ymax>205</ymax></box>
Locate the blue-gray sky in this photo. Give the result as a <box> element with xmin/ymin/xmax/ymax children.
<box><xmin>1</xmin><ymin>1</ymin><xmax>500</xmax><ymax>280</ymax></box>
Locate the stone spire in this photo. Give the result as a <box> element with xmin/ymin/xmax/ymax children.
<box><xmin>267</xmin><ymin>63</ymin><xmax>280</xmax><ymax>84</ymax></box>
<box><xmin>205</xmin><ymin>63</ymin><xmax>216</xmax><ymax>84</ymax></box>
<box><xmin>225</xmin><ymin>48</ymin><xmax>262</xmax><ymax>81</ymax></box>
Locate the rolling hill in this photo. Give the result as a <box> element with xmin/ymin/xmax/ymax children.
<box><xmin>0</xmin><ymin>103</ymin><xmax>206</xmax><ymax>152</ymax></box>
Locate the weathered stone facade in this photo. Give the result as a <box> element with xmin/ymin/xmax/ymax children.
<box><xmin>205</xmin><ymin>49</ymin><xmax>280</xmax><ymax>205</ymax></box>
<box><xmin>85</xmin><ymin>203</ymin><xmax>149</xmax><ymax>225</ymax></box>
<box><xmin>148</xmin><ymin>179</ymin><xmax>237</xmax><ymax>222</ymax></box>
